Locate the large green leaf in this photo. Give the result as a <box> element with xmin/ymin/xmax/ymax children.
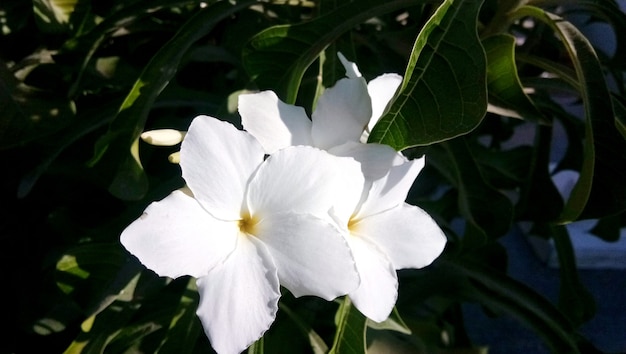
<box><xmin>242</xmin><ymin>0</ymin><xmax>419</xmax><ymax>104</ymax></box>
<box><xmin>88</xmin><ymin>0</ymin><xmax>255</xmax><ymax>200</ymax></box>
<box><xmin>329</xmin><ymin>298</ymin><xmax>367</xmax><ymax>354</ymax></box>
<box><xmin>482</xmin><ymin>34</ymin><xmax>546</xmax><ymax>123</ymax></box>
<box><xmin>515</xmin><ymin>6</ymin><xmax>626</xmax><ymax>221</ymax></box>
<box><xmin>369</xmin><ymin>0</ymin><xmax>487</xmax><ymax>149</ymax></box>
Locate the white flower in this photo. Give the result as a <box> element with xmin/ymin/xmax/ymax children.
<box><xmin>333</xmin><ymin>157</ymin><xmax>447</xmax><ymax>322</ymax></box>
<box><xmin>239</xmin><ymin>53</ymin><xmax>446</xmax><ymax>322</ymax></box>
<box><xmin>121</xmin><ymin>116</ymin><xmax>363</xmax><ymax>354</ymax></box>
<box><xmin>239</xmin><ymin>52</ymin><xmax>403</xmax><ymax>180</ymax></box>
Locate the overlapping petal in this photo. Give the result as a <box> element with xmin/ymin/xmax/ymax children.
<box><xmin>239</xmin><ymin>91</ymin><xmax>313</xmax><ymax>154</ymax></box>
<box><xmin>355</xmin><ymin>156</ymin><xmax>425</xmax><ymax>218</ymax></box>
<box><xmin>196</xmin><ymin>235</ymin><xmax>280</xmax><ymax>354</ymax></box>
<box><xmin>120</xmin><ymin>190</ymin><xmax>238</xmax><ymax>279</ymax></box>
<box><xmin>352</xmin><ymin>204</ymin><xmax>447</xmax><ymax>270</ymax></box>
<box><xmin>245</xmin><ymin>146</ymin><xmax>364</xmax><ymax>220</ymax></box>
<box><xmin>346</xmin><ymin>236</ymin><xmax>398</xmax><ymax>323</ymax></box>
<box><xmin>329</xmin><ymin>141</ymin><xmax>403</xmax><ymax>180</ymax></box>
<box><xmin>180</xmin><ymin>116</ymin><xmax>264</xmax><ymax>220</ymax></box>
<box><xmin>311</xmin><ymin>77</ymin><xmax>372</xmax><ymax>149</ymax></box>
<box><xmin>362</xmin><ymin>73</ymin><xmax>403</xmax><ymax>142</ymax></box>
<box><xmin>255</xmin><ymin>213</ymin><xmax>359</xmax><ymax>300</ymax></box>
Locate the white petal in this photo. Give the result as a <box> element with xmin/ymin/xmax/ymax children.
<box><xmin>255</xmin><ymin>213</ymin><xmax>360</xmax><ymax>300</ymax></box>
<box><xmin>366</xmin><ymin>73</ymin><xmax>403</xmax><ymax>131</ymax></box>
<box><xmin>311</xmin><ymin>78</ymin><xmax>372</xmax><ymax>149</ymax></box>
<box><xmin>356</xmin><ymin>156</ymin><xmax>425</xmax><ymax>218</ymax></box>
<box><xmin>196</xmin><ymin>235</ymin><xmax>280</xmax><ymax>354</ymax></box>
<box><xmin>347</xmin><ymin>236</ymin><xmax>398</xmax><ymax>323</ymax></box>
<box><xmin>239</xmin><ymin>91</ymin><xmax>313</xmax><ymax>154</ymax></box>
<box><xmin>352</xmin><ymin>203</ymin><xmax>446</xmax><ymax>270</ymax></box>
<box><xmin>180</xmin><ymin>116</ymin><xmax>264</xmax><ymax>220</ymax></box>
<box><xmin>120</xmin><ymin>190</ymin><xmax>237</xmax><ymax>279</ymax></box>
<box><xmin>246</xmin><ymin>146</ymin><xmax>364</xmax><ymax>220</ymax></box>
<box><xmin>337</xmin><ymin>52</ymin><xmax>362</xmax><ymax>79</ymax></box>
<box><xmin>329</xmin><ymin>141</ymin><xmax>402</xmax><ymax>180</ymax></box>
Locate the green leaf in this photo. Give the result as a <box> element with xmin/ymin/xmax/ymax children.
<box><xmin>482</xmin><ymin>34</ymin><xmax>547</xmax><ymax>123</ymax></box>
<box><xmin>56</xmin><ymin>243</ymin><xmax>128</xmax><ymax>302</ymax></box>
<box><xmin>445</xmin><ymin>259</ymin><xmax>582</xmax><ymax>354</ymax></box>
<box><xmin>612</xmin><ymin>93</ymin><xmax>626</xmax><ymax>140</ymax></box>
<box><xmin>516</xmin><ymin>124</ymin><xmax>565</xmax><ymax>222</ymax></box>
<box><xmin>33</xmin><ymin>0</ymin><xmax>80</xmax><ymax>33</ymax></box>
<box><xmin>427</xmin><ymin>137</ymin><xmax>513</xmax><ymax>244</ymax></box>
<box><xmin>155</xmin><ymin>279</ymin><xmax>202</xmax><ymax>354</ymax></box>
<box><xmin>247</xmin><ymin>336</ymin><xmax>264</xmax><ymax>354</ymax></box>
<box><xmin>369</xmin><ymin>0</ymin><xmax>487</xmax><ymax>149</ymax></box>
<box><xmin>279</xmin><ymin>303</ymin><xmax>329</xmax><ymax>354</ymax></box>
<box><xmin>550</xmin><ymin>225</ymin><xmax>596</xmax><ymax>327</ymax></box>
<box><xmin>557</xmin><ymin>0</ymin><xmax>626</xmax><ymax>70</ymax></box>
<box><xmin>367</xmin><ymin>307</ymin><xmax>412</xmax><ymax>335</ymax></box>
<box><xmin>242</xmin><ymin>0</ymin><xmax>418</xmax><ymax>104</ymax></box>
<box><xmin>515</xmin><ymin>6</ymin><xmax>626</xmax><ymax>221</ymax></box>
<box><xmin>88</xmin><ymin>0</ymin><xmax>255</xmax><ymax>200</ymax></box>
<box><xmin>329</xmin><ymin>298</ymin><xmax>367</xmax><ymax>354</ymax></box>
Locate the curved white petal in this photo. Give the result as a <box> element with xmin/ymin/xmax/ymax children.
<box><xmin>255</xmin><ymin>213</ymin><xmax>359</xmax><ymax>300</ymax></box>
<box><xmin>120</xmin><ymin>190</ymin><xmax>238</xmax><ymax>279</ymax></box>
<box><xmin>196</xmin><ymin>235</ymin><xmax>280</xmax><ymax>354</ymax></box>
<box><xmin>337</xmin><ymin>52</ymin><xmax>362</xmax><ymax>79</ymax></box>
<box><xmin>366</xmin><ymin>73</ymin><xmax>403</xmax><ymax>131</ymax></box>
<box><xmin>329</xmin><ymin>141</ymin><xmax>402</xmax><ymax>180</ymax></box>
<box><xmin>239</xmin><ymin>91</ymin><xmax>313</xmax><ymax>154</ymax></box>
<box><xmin>356</xmin><ymin>156</ymin><xmax>425</xmax><ymax>218</ymax></box>
<box><xmin>311</xmin><ymin>78</ymin><xmax>372</xmax><ymax>149</ymax></box>
<box><xmin>246</xmin><ymin>146</ymin><xmax>364</xmax><ymax>220</ymax></box>
<box><xmin>180</xmin><ymin>116</ymin><xmax>264</xmax><ymax>220</ymax></box>
<box><xmin>352</xmin><ymin>203</ymin><xmax>446</xmax><ymax>270</ymax></box>
<box><xmin>347</xmin><ymin>236</ymin><xmax>398</xmax><ymax>323</ymax></box>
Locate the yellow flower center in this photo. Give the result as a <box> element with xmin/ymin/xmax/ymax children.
<box><xmin>239</xmin><ymin>212</ymin><xmax>259</xmax><ymax>235</ymax></box>
<box><xmin>347</xmin><ymin>217</ymin><xmax>360</xmax><ymax>234</ymax></box>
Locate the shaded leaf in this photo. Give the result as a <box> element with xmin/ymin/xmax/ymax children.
<box><xmin>369</xmin><ymin>0</ymin><xmax>487</xmax><ymax>149</ymax></box>
<box><xmin>242</xmin><ymin>0</ymin><xmax>419</xmax><ymax>104</ymax></box>
<box><xmin>427</xmin><ymin>137</ymin><xmax>514</xmax><ymax>245</ymax></box>
<box><xmin>516</xmin><ymin>6</ymin><xmax>626</xmax><ymax>221</ymax></box>
<box><xmin>279</xmin><ymin>303</ymin><xmax>329</xmax><ymax>354</ymax></box>
<box><xmin>445</xmin><ymin>259</ymin><xmax>581</xmax><ymax>354</ymax></box>
<box><xmin>550</xmin><ymin>225</ymin><xmax>596</xmax><ymax>327</ymax></box>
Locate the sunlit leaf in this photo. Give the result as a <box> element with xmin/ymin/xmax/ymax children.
<box><xmin>482</xmin><ymin>34</ymin><xmax>547</xmax><ymax>123</ymax></box>
<box><xmin>329</xmin><ymin>298</ymin><xmax>367</xmax><ymax>354</ymax></box>
<box><xmin>88</xmin><ymin>0</ymin><xmax>255</xmax><ymax>200</ymax></box>
<box><xmin>33</xmin><ymin>0</ymin><xmax>79</xmax><ymax>33</ymax></box>
<box><xmin>369</xmin><ymin>0</ymin><xmax>487</xmax><ymax>149</ymax></box>
<box><xmin>367</xmin><ymin>307</ymin><xmax>411</xmax><ymax>335</ymax></box>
